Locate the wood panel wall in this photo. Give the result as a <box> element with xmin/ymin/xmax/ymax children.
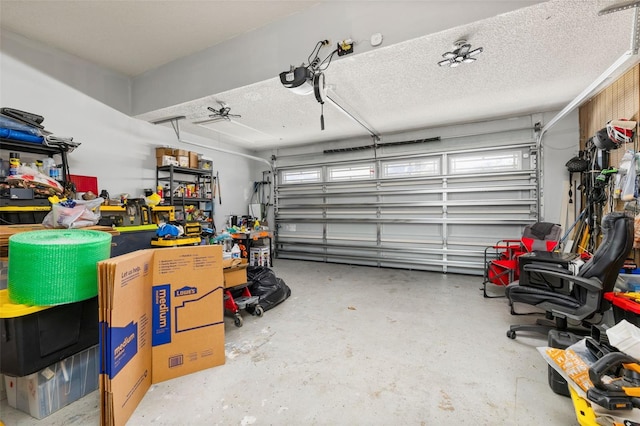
<box><xmin>577</xmin><ymin>64</ymin><xmax>639</xmax><ymax>258</ymax></box>
<box><xmin>579</xmin><ymin>64</ymin><xmax>639</xmax><ymax>148</ymax></box>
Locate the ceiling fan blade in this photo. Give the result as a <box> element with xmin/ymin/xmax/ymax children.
<box><xmin>462</xmin><ymin>57</ymin><xmax>476</xmax><ymax>63</ymax></box>
<box><xmin>437</xmin><ymin>59</ymin><xmax>451</xmax><ymax>67</ymax></box>
<box><xmin>194</xmin><ymin>116</ymin><xmax>225</xmax><ymax>125</ymax></box>
<box><xmin>207</xmin><ymin>106</ymin><xmax>219</xmax><ymax>114</ymax></box>
<box><xmin>449</xmin><ymin>61</ymin><xmax>461</xmax><ymax>68</ymax></box>
<box><xmin>442</xmin><ymin>52</ymin><xmax>456</xmax><ymax>59</ymax></box>
<box><xmin>468</xmin><ymin>47</ymin><xmax>483</xmax><ymax>56</ymax></box>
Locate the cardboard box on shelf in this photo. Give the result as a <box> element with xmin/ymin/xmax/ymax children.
<box><xmin>155</xmin><ymin>147</ymin><xmax>174</xmax><ymax>157</ymax></box>
<box><xmin>4</xmin><ymin>345</ymin><xmax>99</xmax><ymax>419</ymax></box>
<box><xmin>98</xmin><ymin>245</ymin><xmax>225</xmax><ymax>426</ymax></box>
<box><xmin>174</xmin><ymin>149</ymin><xmax>188</xmax><ymax>157</ymax></box>
<box><xmin>156</xmin><ymin>155</ymin><xmax>177</xmax><ymax>167</ymax></box>
<box><xmin>189</xmin><ymin>152</ymin><xmax>199</xmax><ymax>168</ymax></box>
<box><xmin>176</xmin><ymin>155</ymin><xmax>189</xmax><ymax>168</ymax></box>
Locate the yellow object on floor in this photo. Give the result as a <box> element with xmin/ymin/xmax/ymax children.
<box><xmin>569</xmin><ymin>386</ymin><xmax>599</xmax><ymax>426</ymax></box>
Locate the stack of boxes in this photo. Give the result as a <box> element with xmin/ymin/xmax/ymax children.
<box><xmin>155</xmin><ymin>146</ymin><xmax>211</xmax><ymax>169</ymax></box>
<box><xmin>0</xmin><ymin>227</ymin><xmax>115</xmax><ymax>419</ymax></box>
<box><xmin>1</xmin><ymin>269</ymin><xmax>102</xmax><ymax>419</ymax></box>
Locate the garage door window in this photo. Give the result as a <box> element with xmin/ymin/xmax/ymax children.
<box><xmin>328</xmin><ymin>164</ymin><xmax>375</xmax><ymax>181</ymax></box>
<box><xmin>382</xmin><ymin>158</ymin><xmax>440</xmax><ymax>178</ymax></box>
<box><xmin>281</xmin><ymin>168</ymin><xmax>321</xmax><ymax>184</ymax></box>
<box><xmin>449</xmin><ymin>150</ymin><xmax>522</xmax><ymax>174</ymax></box>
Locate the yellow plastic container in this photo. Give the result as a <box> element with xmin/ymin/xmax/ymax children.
<box><xmin>0</xmin><ymin>288</ymin><xmax>49</xmax><ymax>318</ymax></box>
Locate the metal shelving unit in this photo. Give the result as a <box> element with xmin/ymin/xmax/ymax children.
<box><xmin>155</xmin><ymin>165</ymin><xmax>214</xmax><ymax>228</ymax></box>
<box><xmin>0</xmin><ymin>138</ymin><xmax>70</xmax><ymax>224</ymax></box>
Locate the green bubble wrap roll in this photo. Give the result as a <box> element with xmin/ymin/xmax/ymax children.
<box><xmin>8</xmin><ymin>229</ymin><xmax>112</xmax><ymax>305</ymax></box>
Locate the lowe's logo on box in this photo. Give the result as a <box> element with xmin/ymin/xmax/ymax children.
<box><xmin>152</xmin><ymin>284</ymin><xmax>171</xmax><ymax>347</ymax></box>
<box><xmin>109</xmin><ymin>321</ymin><xmax>138</xmax><ymax>379</ymax></box>
<box><xmin>175</xmin><ymin>285</ymin><xmax>197</xmax><ymax>297</ymax></box>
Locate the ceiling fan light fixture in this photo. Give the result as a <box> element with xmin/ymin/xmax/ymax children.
<box><xmin>437</xmin><ymin>39</ymin><xmax>483</xmax><ymax>68</ymax></box>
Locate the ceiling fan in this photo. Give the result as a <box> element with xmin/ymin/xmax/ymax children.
<box><xmin>437</xmin><ymin>39</ymin><xmax>483</xmax><ymax>68</ymax></box>
<box><xmin>204</xmin><ymin>101</ymin><xmax>241</xmax><ymax>123</ymax></box>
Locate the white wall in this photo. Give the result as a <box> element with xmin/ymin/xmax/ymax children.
<box><xmin>539</xmin><ymin>109</ymin><xmax>580</xmax><ymax>226</ymax></box>
<box><xmin>1</xmin><ymin>30</ymin><xmax>132</xmax><ymax>115</ymax></box>
<box><xmin>0</xmin><ymin>41</ymin><xmax>258</xmax><ymax>232</ymax></box>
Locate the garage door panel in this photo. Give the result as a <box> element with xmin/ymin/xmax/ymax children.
<box><xmin>327</xmin><ymin>223</ymin><xmax>377</xmax><ymax>240</ymax></box>
<box><xmin>381</xmin><ymin>223</ymin><xmax>442</xmax><ymax>242</ymax></box>
<box><xmin>275</xmin><ymin>139</ymin><xmax>538</xmax><ymax>274</ymax></box>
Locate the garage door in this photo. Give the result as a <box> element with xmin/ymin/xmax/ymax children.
<box><xmin>274</xmin><ymin>126</ymin><xmax>540</xmax><ymax>275</ymax></box>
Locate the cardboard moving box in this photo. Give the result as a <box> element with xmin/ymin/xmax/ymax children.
<box><xmin>223</xmin><ymin>258</ymin><xmax>248</xmax><ymax>288</ymax></box>
<box><xmin>99</xmin><ymin>245</ymin><xmax>224</xmax><ymax>426</ymax></box>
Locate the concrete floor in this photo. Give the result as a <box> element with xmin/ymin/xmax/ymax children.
<box><xmin>0</xmin><ymin>259</ymin><xmax>578</xmax><ymax>425</ymax></box>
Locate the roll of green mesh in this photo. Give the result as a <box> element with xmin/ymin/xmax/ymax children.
<box><xmin>8</xmin><ymin>229</ymin><xmax>112</xmax><ymax>305</ymax></box>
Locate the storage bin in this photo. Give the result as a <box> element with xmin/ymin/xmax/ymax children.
<box><xmin>0</xmin><ymin>289</ymin><xmax>99</xmax><ymax>376</ymax></box>
<box><xmin>547</xmin><ymin>329</ymin><xmax>582</xmax><ymax>397</ymax></box>
<box><xmin>604</xmin><ymin>292</ymin><xmax>640</xmax><ymax>327</ymax></box>
<box><xmin>4</xmin><ymin>345</ymin><xmax>99</xmax><ymax>419</ymax></box>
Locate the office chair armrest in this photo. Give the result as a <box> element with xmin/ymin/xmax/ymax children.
<box><xmin>519</xmin><ymin>266</ymin><xmax>603</xmax><ymax>292</ymax></box>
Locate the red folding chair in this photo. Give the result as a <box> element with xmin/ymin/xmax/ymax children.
<box><xmin>482</xmin><ymin>222</ymin><xmax>562</xmax><ymax>298</ymax></box>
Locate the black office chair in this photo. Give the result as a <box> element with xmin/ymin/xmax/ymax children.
<box><xmin>505</xmin><ymin>212</ymin><xmax>634</xmax><ymax>339</ymax></box>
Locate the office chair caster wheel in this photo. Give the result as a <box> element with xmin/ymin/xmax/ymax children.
<box><xmin>254</xmin><ymin>305</ymin><xmax>264</xmax><ymax>317</ymax></box>
<box><xmin>506</xmin><ymin>330</ymin><xmax>516</xmax><ymax>339</ymax></box>
<box><xmin>234</xmin><ymin>315</ymin><xmax>243</xmax><ymax>327</ymax></box>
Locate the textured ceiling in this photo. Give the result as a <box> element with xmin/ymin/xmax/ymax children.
<box><xmin>2</xmin><ymin>1</ymin><xmax>639</xmax><ymax>151</ymax></box>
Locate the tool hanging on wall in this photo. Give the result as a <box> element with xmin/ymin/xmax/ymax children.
<box><xmin>216</xmin><ymin>171</ymin><xmax>222</xmax><ymax>205</ymax></box>
<box><xmin>566</xmin><ymin>152</ymin><xmax>589</xmax><ymax>205</ymax></box>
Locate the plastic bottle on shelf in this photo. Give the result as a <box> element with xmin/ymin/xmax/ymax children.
<box><xmin>42</xmin><ymin>158</ymin><xmax>55</xmax><ymax>178</ymax></box>
<box><xmin>9</xmin><ymin>153</ymin><xmax>20</xmax><ymax>176</ymax></box>
<box><xmin>231</xmin><ymin>243</ymin><xmax>241</xmax><ymax>259</ymax></box>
